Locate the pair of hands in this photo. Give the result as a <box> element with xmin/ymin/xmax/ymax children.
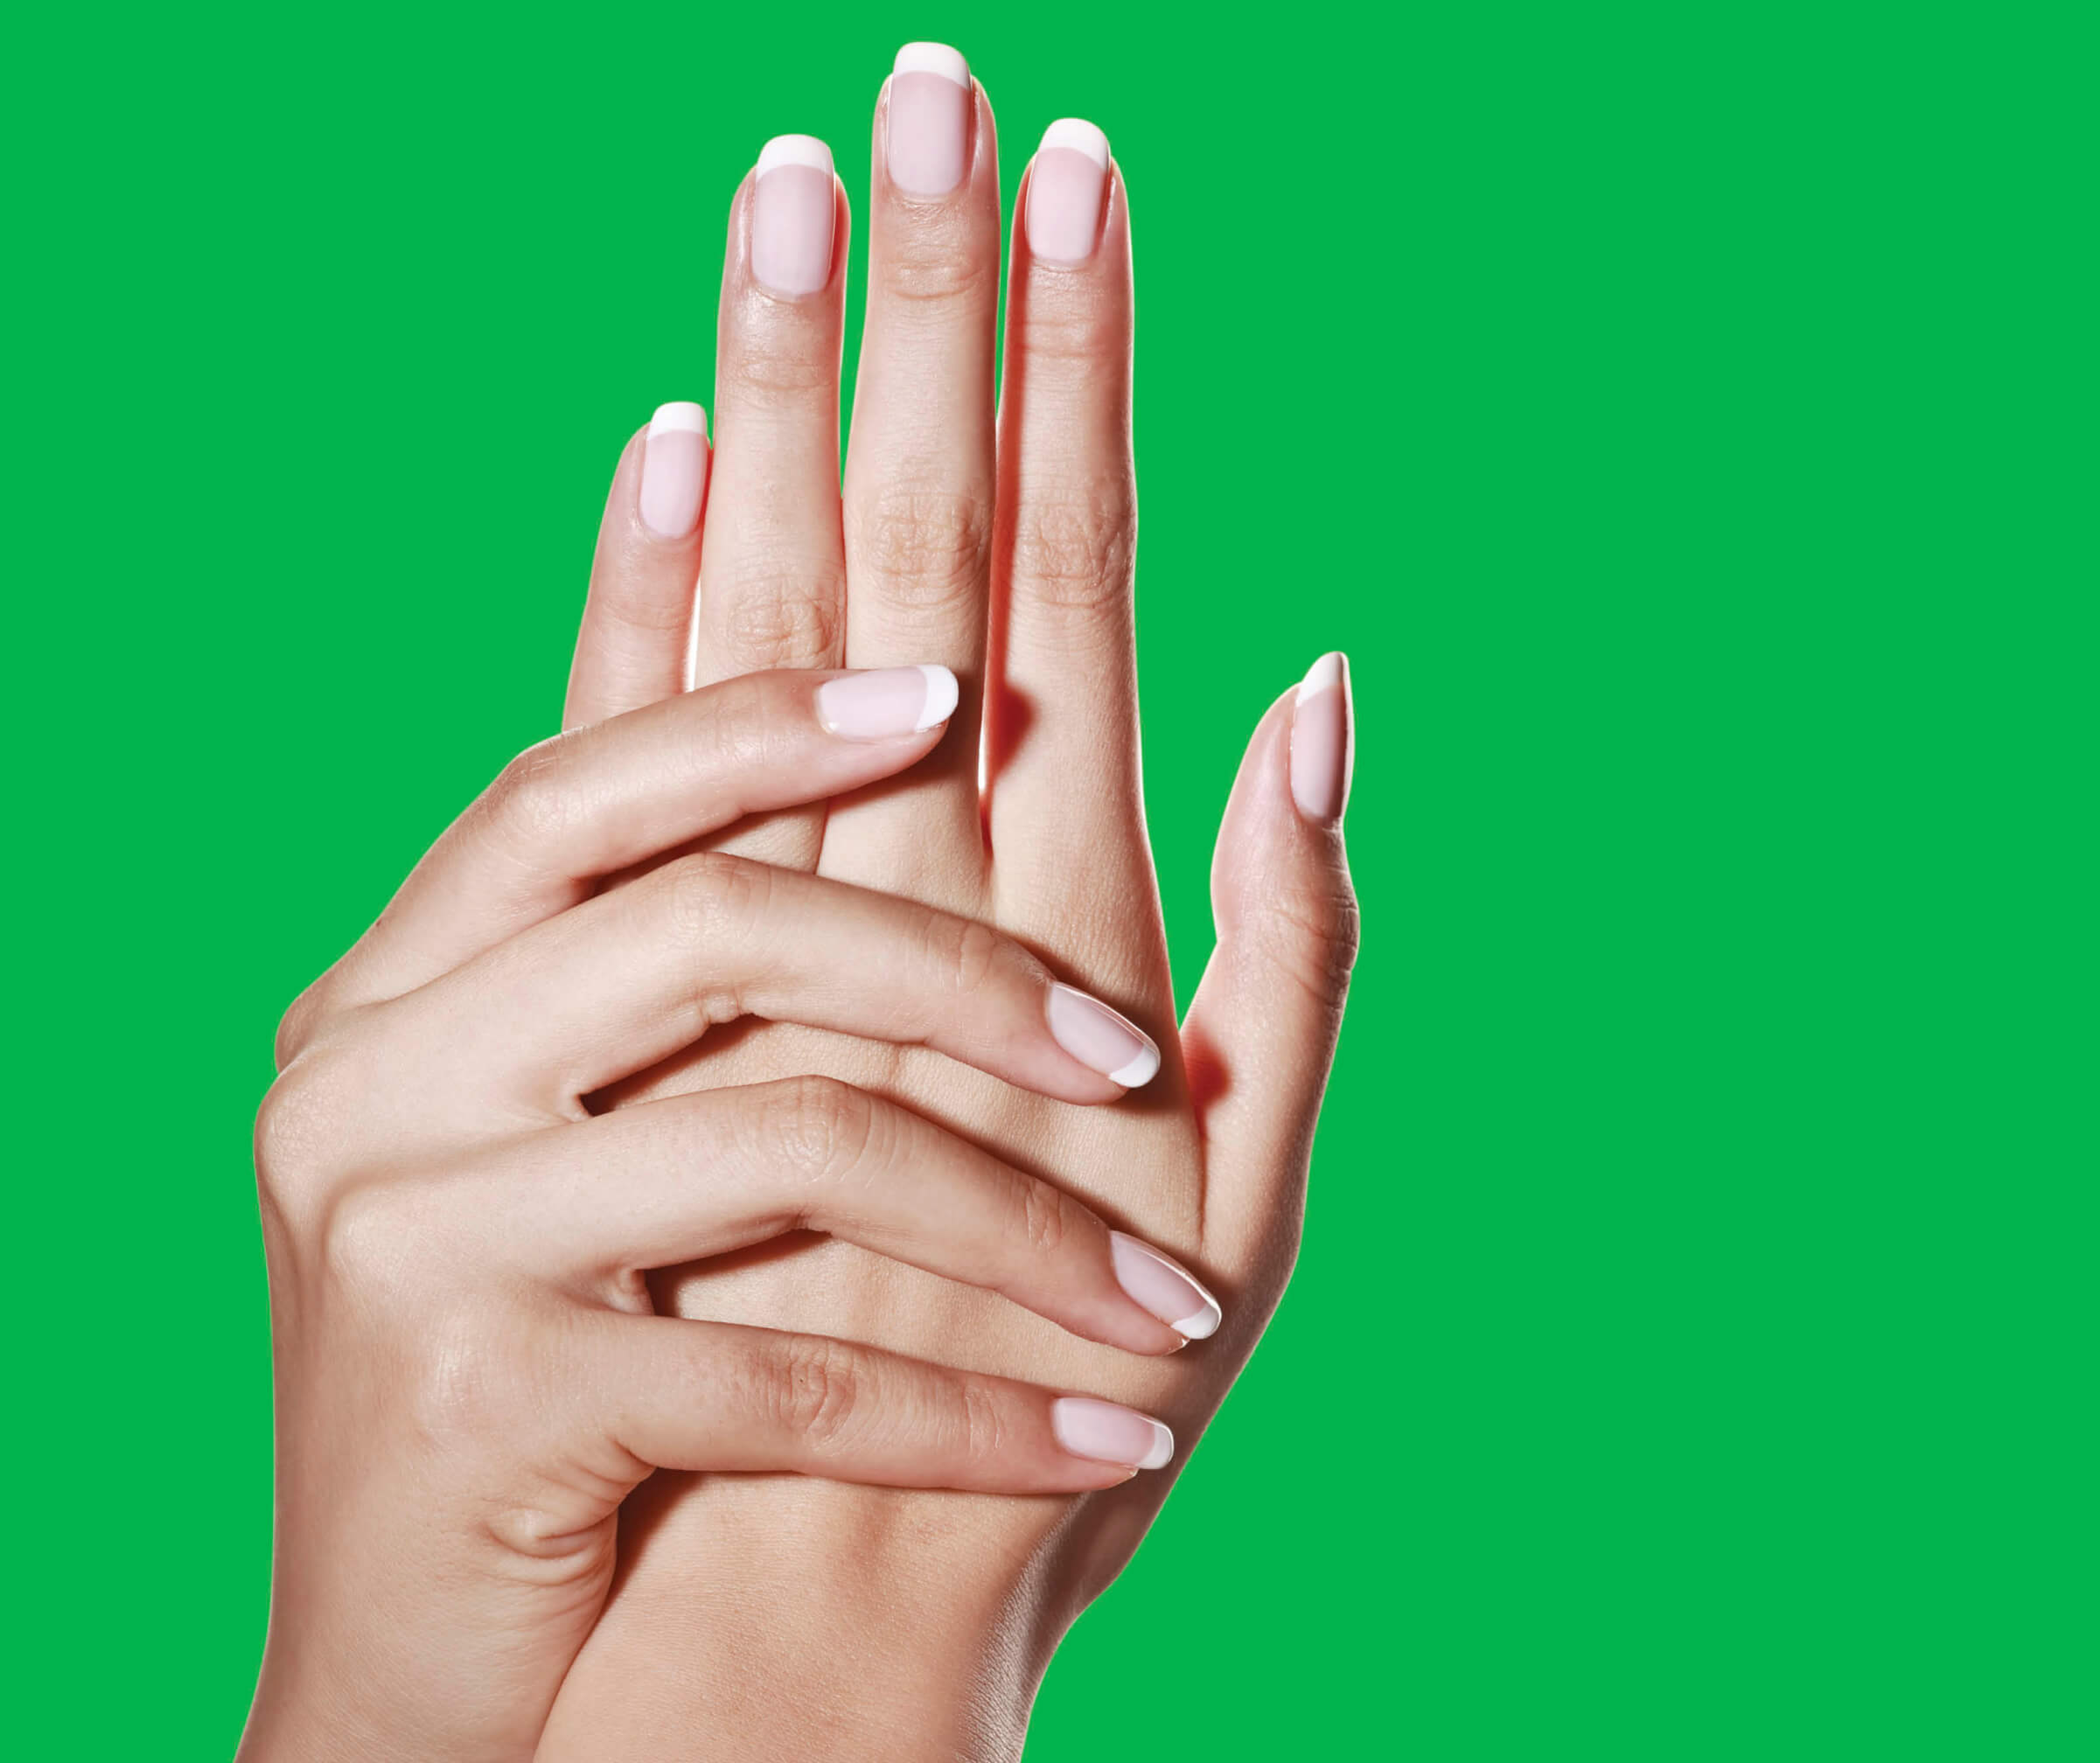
<box><xmin>246</xmin><ymin>44</ymin><xmax>1357</xmax><ymax>1761</ymax></box>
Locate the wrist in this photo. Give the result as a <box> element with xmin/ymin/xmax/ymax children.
<box><xmin>541</xmin><ymin>1477</ymin><xmax>1105</xmax><ymax>1761</ymax></box>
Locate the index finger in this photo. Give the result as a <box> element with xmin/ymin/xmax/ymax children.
<box><xmin>281</xmin><ymin>665</ymin><xmax>959</xmax><ymax>1059</ymax></box>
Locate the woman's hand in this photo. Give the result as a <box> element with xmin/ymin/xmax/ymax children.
<box><xmin>536</xmin><ymin>45</ymin><xmax>1359</xmax><ymax>1760</ymax></box>
<box><xmin>241</xmin><ymin>670</ymin><xmax>1224</xmax><ymax>1761</ymax></box>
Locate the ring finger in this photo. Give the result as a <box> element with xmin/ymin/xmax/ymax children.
<box><xmin>694</xmin><ymin>136</ymin><xmax>851</xmax><ymax>867</ymax></box>
<box><xmin>383</xmin><ymin>852</ymin><xmax>1166</xmax><ymax>1111</ymax></box>
<box><xmin>986</xmin><ymin>122</ymin><xmax>1151</xmax><ymax>936</ymax></box>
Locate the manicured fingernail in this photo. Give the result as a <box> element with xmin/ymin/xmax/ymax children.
<box><xmin>887</xmin><ymin>43</ymin><xmax>971</xmax><ymax>196</ymax></box>
<box><xmin>752</xmin><ymin>135</ymin><xmax>836</xmax><ymax>296</ymax></box>
<box><xmin>1051</xmin><ymin>1397</ymin><xmax>1175</xmax><ymax>1471</ymax></box>
<box><xmin>814</xmin><ymin>665</ymin><xmax>959</xmax><ymax>739</ymax></box>
<box><xmin>638</xmin><ymin>402</ymin><xmax>709</xmax><ymax>540</ymax></box>
<box><xmin>1045</xmin><ymin>983</ymin><xmax>1160</xmax><ymax>1088</ymax></box>
<box><xmin>1290</xmin><ymin>652</ymin><xmax>1354</xmax><ymax>824</ymax></box>
<box><xmin>1027</xmin><ymin>119</ymin><xmax>1110</xmax><ymax>264</ymax></box>
<box><xmin>1110</xmin><ymin>1232</ymin><xmax>1221</xmax><ymax>1341</ymax></box>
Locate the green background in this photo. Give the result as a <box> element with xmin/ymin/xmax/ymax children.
<box><xmin>6</xmin><ymin>2</ymin><xmax>2090</xmax><ymax>1755</ymax></box>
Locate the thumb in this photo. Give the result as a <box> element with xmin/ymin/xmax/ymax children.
<box><xmin>1183</xmin><ymin>653</ymin><xmax>1359</xmax><ymax>1279</ymax></box>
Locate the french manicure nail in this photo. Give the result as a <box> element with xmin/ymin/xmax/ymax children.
<box><xmin>1290</xmin><ymin>652</ymin><xmax>1353</xmax><ymax>824</ymax></box>
<box><xmin>1027</xmin><ymin>118</ymin><xmax>1110</xmax><ymax>264</ymax></box>
<box><xmin>887</xmin><ymin>43</ymin><xmax>971</xmax><ymax>197</ymax></box>
<box><xmin>752</xmin><ymin>135</ymin><xmax>836</xmax><ymax>296</ymax></box>
<box><xmin>637</xmin><ymin>402</ymin><xmax>709</xmax><ymax>539</ymax></box>
<box><xmin>1110</xmin><ymin>1232</ymin><xmax>1222</xmax><ymax>1341</ymax></box>
<box><xmin>1045</xmin><ymin>983</ymin><xmax>1160</xmax><ymax>1088</ymax></box>
<box><xmin>814</xmin><ymin>665</ymin><xmax>959</xmax><ymax>739</ymax></box>
<box><xmin>1050</xmin><ymin>1397</ymin><xmax>1175</xmax><ymax>1470</ymax></box>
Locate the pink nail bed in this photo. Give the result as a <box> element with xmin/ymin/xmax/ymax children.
<box><xmin>887</xmin><ymin>43</ymin><xmax>971</xmax><ymax>197</ymax></box>
<box><xmin>637</xmin><ymin>402</ymin><xmax>708</xmax><ymax>540</ymax></box>
<box><xmin>1050</xmin><ymin>1397</ymin><xmax>1174</xmax><ymax>1471</ymax></box>
<box><xmin>1109</xmin><ymin>1232</ymin><xmax>1222</xmax><ymax>1340</ymax></box>
<box><xmin>1044</xmin><ymin>983</ymin><xmax>1160</xmax><ymax>1088</ymax></box>
<box><xmin>814</xmin><ymin>665</ymin><xmax>959</xmax><ymax>740</ymax></box>
<box><xmin>1289</xmin><ymin>652</ymin><xmax>1354</xmax><ymax>824</ymax></box>
<box><xmin>1026</xmin><ymin>118</ymin><xmax>1110</xmax><ymax>264</ymax></box>
<box><xmin>752</xmin><ymin>134</ymin><xmax>836</xmax><ymax>296</ymax></box>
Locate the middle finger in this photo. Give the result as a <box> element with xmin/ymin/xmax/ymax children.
<box><xmin>832</xmin><ymin>45</ymin><xmax>1003</xmax><ymax>888</ymax></box>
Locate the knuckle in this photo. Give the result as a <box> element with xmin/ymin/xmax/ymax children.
<box><xmin>853</xmin><ymin>487</ymin><xmax>992</xmax><ymax>613</ymax></box>
<box><xmin>659</xmin><ymin>852</ymin><xmax>771</xmax><ymax>952</ymax></box>
<box><xmin>1007</xmin><ymin>488</ymin><xmax>1137</xmax><ymax>620</ymax></box>
<box><xmin>253</xmin><ymin>1076</ymin><xmax>308</xmax><ymax>1184</ymax></box>
<box><xmin>273</xmin><ymin>985</ymin><xmax>325</xmax><ymax>1072</ymax></box>
<box><xmin>590</xmin><ymin>554</ymin><xmax>694</xmax><ymax>633</ymax></box>
<box><xmin>254</xmin><ymin>1042</ymin><xmax>360</xmax><ymax>1213</ymax></box>
<box><xmin>1015</xmin><ymin>1174</ymin><xmax>1072</xmax><ymax>1260</ymax></box>
<box><xmin>1242</xmin><ymin>871</ymin><xmax>1363</xmax><ymax>1014</ymax></box>
<box><xmin>880</xmin><ymin>212</ymin><xmax>998</xmax><ymax>307</ymax></box>
<box><xmin>926</xmin><ymin>911</ymin><xmax>1006</xmax><ymax>1000</ymax></box>
<box><xmin>717</xmin><ymin>571</ymin><xmax>842</xmax><ymax>670</ymax></box>
<box><xmin>955</xmin><ymin>1377</ymin><xmax>1007</xmax><ymax>1469</ymax></box>
<box><xmin>725</xmin><ymin>310</ymin><xmax>839</xmax><ymax>400</ymax></box>
<box><xmin>757</xmin><ymin>1075</ymin><xmax>875</xmax><ymax>1189</ymax></box>
<box><xmin>313</xmin><ymin>1174</ymin><xmax>445</xmax><ymax>1300</ymax></box>
<box><xmin>482</xmin><ymin>734</ymin><xmax>585</xmax><ymax>852</ymax></box>
<box><xmin>657</xmin><ymin>852</ymin><xmax>780</xmax><ymax>1028</ymax></box>
<box><xmin>1329</xmin><ymin>888</ymin><xmax>1365</xmax><ymax>984</ymax></box>
<box><xmin>770</xmin><ymin>1334</ymin><xmax>864</xmax><ymax>1452</ymax></box>
<box><xmin>1012</xmin><ymin>280</ymin><xmax>1125</xmax><ymax>366</ymax></box>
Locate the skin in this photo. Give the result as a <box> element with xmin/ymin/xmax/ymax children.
<box><xmin>247</xmin><ymin>672</ymin><xmax>1210</xmax><ymax>1758</ymax></box>
<box><xmin>542</xmin><ymin>73</ymin><xmax>1360</xmax><ymax>1759</ymax></box>
<box><xmin>247</xmin><ymin>59</ymin><xmax>1358</xmax><ymax>1763</ymax></box>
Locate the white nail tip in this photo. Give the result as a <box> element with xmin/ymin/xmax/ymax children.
<box><xmin>1039</xmin><ymin>117</ymin><xmax>1110</xmax><ymax>171</ymax></box>
<box><xmin>894</xmin><ymin>41</ymin><xmax>970</xmax><ymax>86</ymax></box>
<box><xmin>1300</xmin><ymin>652</ymin><xmax>1346</xmax><ymax>699</ymax></box>
<box><xmin>1108</xmin><ymin>1043</ymin><xmax>1162</xmax><ymax>1089</ymax></box>
<box><xmin>1135</xmin><ymin>1421</ymin><xmax>1175</xmax><ymax>1472</ymax></box>
<box><xmin>1171</xmin><ymin>1307</ymin><xmax>1221</xmax><ymax>1341</ymax></box>
<box><xmin>757</xmin><ymin>134</ymin><xmax>834</xmax><ymax>178</ymax></box>
<box><xmin>648</xmin><ymin>401</ymin><xmax>708</xmax><ymax>437</ymax></box>
<box><xmin>914</xmin><ymin>664</ymin><xmax>959</xmax><ymax>731</ymax></box>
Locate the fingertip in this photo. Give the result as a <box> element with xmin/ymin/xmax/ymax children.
<box><xmin>1050</xmin><ymin>1396</ymin><xmax>1175</xmax><ymax>1473</ymax></box>
<box><xmin>916</xmin><ymin>663</ymin><xmax>959</xmax><ymax>729</ymax></box>
<box><xmin>757</xmin><ymin>133</ymin><xmax>834</xmax><ymax>178</ymax></box>
<box><xmin>1288</xmin><ymin>651</ymin><xmax>1353</xmax><ymax>826</ymax></box>
<box><xmin>647</xmin><ymin>400</ymin><xmax>710</xmax><ymax>439</ymax></box>
<box><xmin>893</xmin><ymin>41</ymin><xmax>969</xmax><ymax>86</ymax></box>
<box><xmin>814</xmin><ymin>665</ymin><xmax>959</xmax><ymax>741</ymax></box>
<box><xmin>1109</xmin><ymin>1230</ymin><xmax>1224</xmax><ymax>1343</ymax></box>
<box><xmin>638</xmin><ymin>402</ymin><xmax>712</xmax><ymax>541</ymax></box>
<box><xmin>1039</xmin><ymin>116</ymin><xmax>1110</xmax><ymax>171</ymax></box>
<box><xmin>1044</xmin><ymin>983</ymin><xmax>1162</xmax><ymax>1091</ymax></box>
<box><xmin>1026</xmin><ymin>119</ymin><xmax>1113</xmax><ymax>265</ymax></box>
<box><xmin>752</xmin><ymin>136</ymin><xmax>841</xmax><ymax>298</ymax></box>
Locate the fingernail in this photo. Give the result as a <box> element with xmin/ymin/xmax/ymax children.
<box><xmin>887</xmin><ymin>43</ymin><xmax>971</xmax><ymax>197</ymax></box>
<box><xmin>1027</xmin><ymin>119</ymin><xmax>1110</xmax><ymax>264</ymax></box>
<box><xmin>752</xmin><ymin>135</ymin><xmax>836</xmax><ymax>296</ymax></box>
<box><xmin>1050</xmin><ymin>1397</ymin><xmax>1175</xmax><ymax>1471</ymax></box>
<box><xmin>1045</xmin><ymin>983</ymin><xmax>1160</xmax><ymax>1088</ymax></box>
<box><xmin>1109</xmin><ymin>1232</ymin><xmax>1222</xmax><ymax>1341</ymax></box>
<box><xmin>638</xmin><ymin>402</ymin><xmax>709</xmax><ymax>540</ymax></box>
<box><xmin>1290</xmin><ymin>652</ymin><xmax>1354</xmax><ymax>824</ymax></box>
<box><xmin>814</xmin><ymin>665</ymin><xmax>959</xmax><ymax>739</ymax></box>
